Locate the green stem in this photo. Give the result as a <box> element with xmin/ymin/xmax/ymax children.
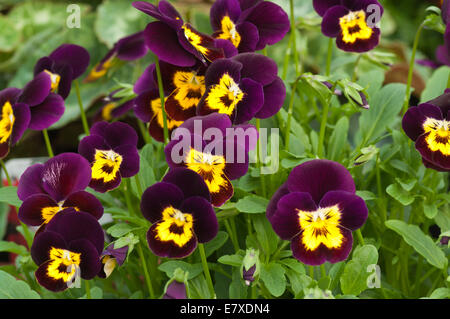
<box><xmin>325</xmin><ymin>38</ymin><xmax>333</xmax><ymax>76</ymax></box>
<box><xmin>137</xmin><ymin>242</ymin><xmax>155</xmax><ymax>298</ymax></box>
<box><xmin>403</xmin><ymin>22</ymin><xmax>425</xmax><ymax>114</ymax></box>
<box><xmin>137</xmin><ymin>120</ymin><xmax>151</xmax><ymax>144</ymax></box>
<box><xmin>154</xmin><ymin>58</ymin><xmax>169</xmax><ymax>144</ymax></box>
<box><xmin>289</xmin><ymin>0</ymin><xmax>299</xmax><ymax>76</ymax></box>
<box><xmin>123</xmin><ymin>178</ymin><xmax>137</xmax><ymax>216</ymax></box>
<box><xmin>0</xmin><ymin>160</ymin><xmax>11</xmax><ymax>185</ymax></box>
<box><xmin>224</xmin><ymin>219</ymin><xmax>239</xmax><ymax>253</ymax></box>
<box><xmin>42</xmin><ymin>129</ymin><xmax>54</xmax><ymax>158</ymax></box>
<box><xmin>355</xmin><ymin>229</ymin><xmax>365</xmax><ymax>246</ymax></box>
<box><xmin>85</xmin><ymin>280</ymin><xmax>91</xmax><ymax>299</ymax></box>
<box><xmin>75</xmin><ymin>80</ymin><xmax>90</xmax><ymax>136</ymax></box>
<box><xmin>351</xmin><ymin>54</ymin><xmax>362</xmax><ymax>82</ymax></box>
<box><xmin>282</xmin><ymin>29</ymin><xmax>293</xmax><ymax>80</ymax></box>
<box><xmin>134</xmin><ymin>174</ymin><xmax>143</xmax><ymax>198</ymax></box>
<box><xmin>320</xmin><ymin>264</ymin><xmax>327</xmax><ymax>278</ymax></box>
<box><xmin>309</xmin><ymin>266</ymin><xmax>315</xmax><ymax>279</ymax></box>
<box><xmin>255</xmin><ymin>118</ymin><xmax>267</xmax><ymax>197</ymax></box>
<box><xmin>198</xmin><ymin>243</ymin><xmax>215</xmax><ymax>298</ymax></box>
<box><xmin>284</xmin><ymin>80</ymin><xmax>299</xmax><ymax>151</ymax></box>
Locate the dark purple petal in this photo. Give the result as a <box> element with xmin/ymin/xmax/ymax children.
<box><xmin>35</xmin><ymin>260</ymin><xmax>69</xmax><ymax>292</ymax></box>
<box><xmin>291</xmin><ymin>233</ymin><xmax>326</xmax><ymax>266</ymax></box>
<box><xmin>46</xmin><ymin>208</ymin><xmax>105</xmax><ymax>254</ymax></box>
<box><xmin>31</xmin><ymin>231</ymin><xmax>66</xmax><ymax>266</ymax></box>
<box><xmin>221</xmin><ymin>133</ymin><xmax>249</xmax><ymax>180</ymax></box>
<box><xmin>232</xmin><ymin>53</ymin><xmax>277</xmax><ymax>86</ymax></box>
<box><xmin>266</xmin><ymin>183</ymin><xmax>289</xmax><ymax>221</ymax></box>
<box><xmin>427</xmin><ymin>90</ymin><xmax>450</xmax><ymax>116</ymax></box>
<box><xmin>41</xmin><ymin>153</ymin><xmax>92</xmax><ymax>202</ymax></box>
<box><xmin>233</xmin><ymin>77</ymin><xmax>264</xmax><ymax>124</ymax></box>
<box><xmin>18</xmin><ymin>194</ymin><xmax>57</xmax><ymax>226</ymax></box>
<box><xmin>113</xmin><ymin>144</ymin><xmax>140</xmax><ymax>178</ymax></box>
<box><xmin>321</xmin><ymin>5</ymin><xmax>349</xmax><ymax>37</ymax></box>
<box><xmin>54</xmin><ymin>64</ymin><xmax>73</xmax><ymax>100</ymax></box>
<box><xmin>134</xmin><ymin>89</ymin><xmax>160</xmax><ymax>123</ymax></box>
<box><xmin>205</xmin><ymin>58</ymin><xmax>243</xmax><ymax>87</ymax></box>
<box><xmin>33</xmin><ymin>57</ymin><xmax>54</xmax><ymax>77</ymax></box>
<box><xmin>49</xmin><ymin>44</ymin><xmax>90</xmax><ymax>79</ymax></box>
<box><xmin>140</xmin><ymin>182</ymin><xmax>185</xmax><ymax>223</ymax></box>
<box><xmin>287</xmin><ymin>159</ymin><xmax>356</xmax><ymax>204</ymax></box>
<box><xmin>336</xmin><ymin>27</ymin><xmax>380</xmax><ymax>53</ymax></box>
<box><xmin>238</xmin><ymin>0</ymin><xmax>262</xmax><ymax>11</ymax></box>
<box><xmin>18</xmin><ymin>72</ymin><xmax>52</xmax><ymax>107</ymax></box>
<box><xmin>214</xmin><ymin>39</ymin><xmax>239</xmax><ymax>58</ymax></box>
<box><xmin>270</xmin><ymin>192</ymin><xmax>316</xmax><ymax>240</ymax></box>
<box><xmin>422</xmin><ymin>157</ymin><xmax>449</xmax><ymax>172</ymax></box>
<box><xmin>92</xmin><ymin>121</ymin><xmax>138</xmax><ymax>149</ymax></box>
<box><xmin>78</xmin><ymin>134</ymin><xmax>109</xmax><ymax>163</ymax></box>
<box><xmin>102</xmin><ymin>244</ymin><xmax>128</xmax><ymax>266</ymax></box>
<box><xmin>144</xmin><ymin>21</ymin><xmax>197</xmax><ymax>67</ymax></box>
<box><xmin>162</xmin><ymin>168</ymin><xmax>211</xmax><ymax>201</ymax></box>
<box><xmin>313</xmin><ymin>0</ymin><xmax>342</xmax><ymax>16</ymax></box>
<box><xmin>241</xmin><ymin>1</ymin><xmax>290</xmax><ymax>49</ymax></box>
<box><xmin>235</xmin><ymin>22</ymin><xmax>259</xmax><ymax>52</ymax></box>
<box><xmin>210</xmin><ymin>0</ymin><xmax>241</xmax><ymax>31</ymax></box>
<box><xmin>163</xmin><ymin>281</ymin><xmax>187</xmax><ymax>299</ymax></box>
<box><xmin>324</xmin><ymin>227</ymin><xmax>353</xmax><ymax>264</ymax></box>
<box><xmin>0</xmin><ymin>87</ymin><xmax>21</xmax><ymax>105</ymax></box>
<box><xmin>10</xmin><ymin>102</ymin><xmax>31</xmax><ymax>145</ymax></box>
<box><xmin>132</xmin><ymin>1</ymin><xmax>183</xmax><ymax>29</ymax></box>
<box><xmin>178</xmin><ymin>113</ymin><xmax>232</xmax><ymax>137</ymax></box>
<box><xmin>343</xmin><ymin>0</ymin><xmax>383</xmax><ymax>16</ymax></box>
<box><xmin>180</xmin><ymin>196</ymin><xmax>218</xmax><ymax>243</ymax></box>
<box><xmin>116</xmin><ymin>31</ymin><xmax>148</xmax><ymax>61</ymax></box>
<box><xmin>89</xmin><ymin>174</ymin><xmax>122</xmax><ymax>193</ymax></box>
<box><xmin>17</xmin><ymin>163</ymin><xmax>45</xmax><ymax>200</ymax></box>
<box><xmin>64</xmin><ymin>191</ymin><xmax>104</xmax><ymax>220</ymax></box>
<box><xmin>319</xmin><ymin>191</ymin><xmax>368</xmax><ymax>231</ymax></box>
<box><xmin>68</xmin><ymin>239</ymin><xmax>101</xmax><ymax>279</ymax></box>
<box><xmin>28</xmin><ymin>93</ymin><xmax>65</xmax><ymax>130</ymax></box>
<box><xmin>111</xmin><ymin>99</ymin><xmax>135</xmax><ymax>118</ymax></box>
<box><xmin>147</xmin><ymin>222</ymin><xmax>197</xmax><ymax>258</ymax></box>
<box><xmin>436</xmin><ymin>45</ymin><xmax>450</xmax><ymax>67</ymax></box>
<box><xmin>134</xmin><ymin>64</ymin><xmax>158</xmax><ymax>94</ymax></box>
<box><xmin>402</xmin><ymin>103</ymin><xmax>443</xmax><ymax>141</ymax></box>
<box><xmin>255</xmin><ymin>77</ymin><xmax>286</xmax><ymax>119</ymax></box>
<box><xmin>415</xmin><ymin>133</ymin><xmax>450</xmax><ymax>170</ymax></box>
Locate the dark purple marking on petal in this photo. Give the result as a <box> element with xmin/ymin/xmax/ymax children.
<box><xmin>402</xmin><ymin>103</ymin><xmax>442</xmax><ymax>141</ymax></box>
<box><xmin>31</xmin><ymin>231</ymin><xmax>66</xmax><ymax>266</ymax></box>
<box><xmin>140</xmin><ymin>182</ymin><xmax>184</xmax><ymax>223</ymax></box>
<box><xmin>147</xmin><ymin>222</ymin><xmax>197</xmax><ymax>258</ymax></box>
<box><xmin>18</xmin><ymin>194</ymin><xmax>58</xmax><ymax>226</ymax></box>
<box><xmin>415</xmin><ymin>133</ymin><xmax>450</xmax><ymax>170</ymax></box>
<box><xmin>35</xmin><ymin>260</ymin><xmax>69</xmax><ymax>292</ymax></box>
<box><xmin>68</xmin><ymin>239</ymin><xmax>101</xmax><ymax>280</ymax></box>
<box><xmin>180</xmin><ymin>196</ymin><xmax>218</xmax><ymax>243</ymax></box>
<box><xmin>336</xmin><ymin>27</ymin><xmax>380</xmax><ymax>53</ymax></box>
<box><xmin>205</xmin><ymin>57</ymin><xmax>243</xmax><ymax>87</ymax></box>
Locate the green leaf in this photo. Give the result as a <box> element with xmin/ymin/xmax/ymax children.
<box><xmin>0</xmin><ymin>203</ymin><xmax>8</xmax><ymax>240</ymax></box>
<box><xmin>229</xmin><ymin>268</ymin><xmax>247</xmax><ymax>298</ymax></box>
<box><xmin>0</xmin><ymin>241</ymin><xmax>28</xmax><ymax>256</ymax></box>
<box><xmin>359</xmin><ymin>83</ymin><xmax>406</xmax><ymax>145</ymax></box>
<box><xmin>0</xmin><ymin>270</ymin><xmax>40</xmax><ymax>299</ymax></box>
<box><xmin>355</xmin><ymin>190</ymin><xmax>377</xmax><ymax>201</ymax></box>
<box><xmin>386</xmin><ymin>183</ymin><xmax>415</xmax><ymax>206</ymax></box>
<box><xmin>340</xmin><ymin>245</ymin><xmax>378</xmax><ymax>296</ymax></box>
<box><xmin>0</xmin><ymin>15</ymin><xmax>21</xmax><ymax>52</ymax></box>
<box><xmin>327</xmin><ymin>117</ymin><xmax>349</xmax><ymax>161</ymax></box>
<box><xmin>131</xmin><ymin>144</ymin><xmax>156</xmax><ymax>197</ymax></box>
<box><xmin>260</xmin><ymin>263</ymin><xmax>286</xmax><ymax>297</ymax></box>
<box><xmin>158</xmin><ymin>261</ymin><xmax>203</xmax><ymax>280</ymax></box>
<box><xmin>0</xmin><ymin>186</ymin><xmax>21</xmax><ymax>207</ymax></box>
<box><xmin>426</xmin><ymin>287</ymin><xmax>450</xmax><ymax>299</ymax></box>
<box><xmin>80</xmin><ymin>287</ymin><xmax>103</xmax><ymax>299</ymax></box>
<box><xmin>203</xmin><ymin>231</ymin><xmax>229</xmax><ymax>258</ymax></box>
<box><xmin>253</xmin><ymin>215</ymin><xmax>279</xmax><ymax>256</ymax></box>
<box><xmin>106</xmin><ymin>223</ymin><xmax>139</xmax><ymax>238</ymax></box>
<box><xmin>385</xmin><ymin>220</ymin><xmax>447</xmax><ymax>269</ymax></box>
<box><xmin>278</xmin><ymin>259</ymin><xmax>305</xmax><ymax>275</ymax></box>
<box><xmin>235</xmin><ymin>195</ymin><xmax>269</xmax><ymax>214</ymax></box>
<box><xmin>421</xmin><ymin>66</ymin><xmax>450</xmax><ymax>103</ymax></box>
<box><xmin>218</xmin><ymin>254</ymin><xmax>243</xmax><ymax>267</ymax></box>
<box><xmin>423</xmin><ymin>202</ymin><xmax>438</xmax><ymax>219</ymax></box>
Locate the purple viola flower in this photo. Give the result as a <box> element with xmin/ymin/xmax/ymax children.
<box><xmin>98</xmin><ymin>244</ymin><xmax>128</xmax><ymax>278</ymax></box>
<box><xmin>165</xmin><ymin>113</ymin><xmax>258</xmax><ymax>207</ymax></box>
<box><xmin>17</xmin><ymin>153</ymin><xmax>103</xmax><ymax>232</ymax></box>
<box><xmin>197</xmin><ymin>53</ymin><xmax>286</xmax><ymax>124</ymax></box>
<box><xmin>84</xmin><ymin>31</ymin><xmax>149</xmax><ymax>83</ymax></box>
<box><xmin>31</xmin><ymin>208</ymin><xmax>104</xmax><ymax>292</ymax></box>
<box><xmin>267</xmin><ymin>159</ymin><xmax>368</xmax><ymax>266</ymax></box>
<box><xmin>0</xmin><ymin>88</ymin><xmax>31</xmax><ymax>159</ymax></box>
<box><xmin>210</xmin><ymin>0</ymin><xmax>290</xmax><ymax>52</ymax></box>
<box><xmin>132</xmin><ymin>0</ymin><xmax>224</xmax><ymax>67</ymax></box>
<box><xmin>33</xmin><ymin>44</ymin><xmax>90</xmax><ymax>99</ymax></box>
<box><xmin>78</xmin><ymin>121</ymin><xmax>140</xmax><ymax>193</ymax></box>
<box><xmin>316</xmin><ymin>0</ymin><xmax>383</xmax><ymax>53</ymax></box>
<box><xmin>163</xmin><ymin>280</ymin><xmax>188</xmax><ymax>299</ymax></box>
<box><xmin>140</xmin><ymin>167</ymin><xmax>218</xmax><ymax>258</ymax></box>
<box><xmin>92</xmin><ymin>90</ymin><xmax>136</xmax><ymax>123</ymax></box>
<box><xmin>402</xmin><ymin>88</ymin><xmax>450</xmax><ymax>171</ymax></box>
<box><xmin>135</xmin><ymin>61</ymin><xmax>207</xmax><ymax>122</ymax></box>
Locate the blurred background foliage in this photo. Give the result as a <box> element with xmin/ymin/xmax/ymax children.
<box><xmin>0</xmin><ymin>0</ymin><xmax>444</xmax><ymax>157</ymax></box>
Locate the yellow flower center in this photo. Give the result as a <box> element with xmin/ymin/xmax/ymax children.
<box><xmin>44</xmin><ymin>70</ymin><xmax>61</xmax><ymax>92</ymax></box>
<box><xmin>205</xmin><ymin>73</ymin><xmax>244</xmax><ymax>116</ymax></box>
<box><xmin>150</xmin><ymin>96</ymin><xmax>184</xmax><ymax>129</ymax></box>
<box><xmin>91</xmin><ymin>149</ymin><xmax>123</xmax><ymax>182</ymax></box>
<box><xmin>0</xmin><ymin>101</ymin><xmax>15</xmax><ymax>144</ymax></box>
<box><xmin>154</xmin><ymin>206</ymin><xmax>194</xmax><ymax>247</ymax></box>
<box><xmin>172</xmin><ymin>70</ymin><xmax>205</xmax><ymax>110</ymax></box>
<box><xmin>216</xmin><ymin>16</ymin><xmax>241</xmax><ymax>48</ymax></box>
<box><xmin>423</xmin><ymin>118</ymin><xmax>450</xmax><ymax>156</ymax></box>
<box><xmin>298</xmin><ymin>205</ymin><xmax>343</xmax><ymax>251</ymax></box>
<box><xmin>47</xmin><ymin>247</ymin><xmax>81</xmax><ymax>284</ymax></box>
<box><xmin>339</xmin><ymin>10</ymin><xmax>373</xmax><ymax>44</ymax></box>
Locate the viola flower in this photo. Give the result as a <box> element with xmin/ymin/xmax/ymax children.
<box><xmin>31</xmin><ymin>208</ymin><xmax>104</xmax><ymax>292</ymax></box>
<box><xmin>33</xmin><ymin>44</ymin><xmax>90</xmax><ymax>99</ymax></box>
<box><xmin>132</xmin><ymin>0</ymin><xmax>224</xmax><ymax>67</ymax></box>
<box><xmin>267</xmin><ymin>159</ymin><xmax>368</xmax><ymax>265</ymax></box>
<box><xmin>134</xmin><ymin>61</ymin><xmax>207</xmax><ymax>122</ymax></box>
<box><xmin>165</xmin><ymin>113</ymin><xmax>258</xmax><ymax>207</ymax></box>
<box><xmin>17</xmin><ymin>153</ymin><xmax>103</xmax><ymax>232</ymax></box>
<box><xmin>197</xmin><ymin>53</ymin><xmax>286</xmax><ymax>124</ymax></box>
<box><xmin>0</xmin><ymin>88</ymin><xmax>31</xmax><ymax>159</ymax></box>
<box><xmin>402</xmin><ymin>89</ymin><xmax>450</xmax><ymax>171</ymax></box>
<box><xmin>92</xmin><ymin>90</ymin><xmax>136</xmax><ymax>123</ymax></box>
<box><xmin>78</xmin><ymin>121</ymin><xmax>140</xmax><ymax>192</ymax></box>
<box><xmin>210</xmin><ymin>0</ymin><xmax>290</xmax><ymax>52</ymax></box>
<box><xmin>315</xmin><ymin>0</ymin><xmax>383</xmax><ymax>53</ymax></box>
<box><xmin>98</xmin><ymin>244</ymin><xmax>128</xmax><ymax>278</ymax></box>
<box><xmin>84</xmin><ymin>31</ymin><xmax>149</xmax><ymax>83</ymax></box>
<box><xmin>140</xmin><ymin>167</ymin><xmax>218</xmax><ymax>258</ymax></box>
<box><xmin>163</xmin><ymin>280</ymin><xmax>188</xmax><ymax>299</ymax></box>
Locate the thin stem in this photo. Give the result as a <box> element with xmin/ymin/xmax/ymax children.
<box><xmin>351</xmin><ymin>54</ymin><xmax>362</xmax><ymax>82</ymax></box>
<box><xmin>403</xmin><ymin>22</ymin><xmax>425</xmax><ymax>114</ymax></box>
<box><xmin>154</xmin><ymin>58</ymin><xmax>169</xmax><ymax>144</ymax></box>
<box><xmin>42</xmin><ymin>129</ymin><xmax>54</xmax><ymax>158</ymax></box>
<box><xmin>255</xmin><ymin>118</ymin><xmax>267</xmax><ymax>197</ymax></box>
<box><xmin>224</xmin><ymin>219</ymin><xmax>240</xmax><ymax>253</ymax></box>
<box><xmin>85</xmin><ymin>280</ymin><xmax>91</xmax><ymax>299</ymax></box>
<box><xmin>309</xmin><ymin>266</ymin><xmax>315</xmax><ymax>279</ymax></box>
<box><xmin>75</xmin><ymin>80</ymin><xmax>90</xmax><ymax>136</ymax></box>
<box><xmin>134</xmin><ymin>173</ymin><xmax>143</xmax><ymax>198</ymax></box>
<box><xmin>355</xmin><ymin>229</ymin><xmax>365</xmax><ymax>246</ymax></box>
<box><xmin>137</xmin><ymin>120</ymin><xmax>151</xmax><ymax>144</ymax></box>
<box><xmin>325</xmin><ymin>38</ymin><xmax>333</xmax><ymax>76</ymax></box>
<box><xmin>123</xmin><ymin>178</ymin><xmax>137</xmax><ymax>216</ymax></box>
<box><xmin>282</xmin><ymin>30</ymin><xmax>294</xmax><ymax>80</ymax></box>
<box><xmin>320</xmin><ymin>264</ymin><xmax>327</xmax><ymax>278</ymax></box>
<box><xmin>289</xmin><ymin>0</ymin><xmax>299</xmax><ymax>76</ymax></box>
<box><xmin>137</xmin><ymin>242</ymin><xmax>155</xmax><ymax>298</ymax></box>
<box><xmin>198</xmin><ymin>243</ymin><xmax>215</xmax><ymax>298</ymax></box>
<box><xmin>0</xmin><ymin>160</ymin><xmax>11</xmax><ymax>185</ymax></box>
<box><xmin>284</xmin><ymin>80</ymin><xmax>299</xmax><ymax>151</ymax></box>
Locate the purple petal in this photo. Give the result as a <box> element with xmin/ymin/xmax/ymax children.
<box><xmin>255</xmin><ymin>77</ymin><xmax>286</xmax><ymax>119</ymax></box>
<box><xmin>116</xmin><ymin>31</ymin><xmax>148</xmax><ymax>61</ymax></box>
<box><xmin>180</xmin><ymin>196</ymin><xmax>218</xmax><ymax>243</ymax></box>
<box><xmin>28</xmin><ymin>93</ymin><xmax>65</xmax><ymax>131</ymax></box>
<box><xmin>17</xmin><ymin>163</ymin><xmax>45</xmax><ymax>200</ymax></box>
<box><xmin>164</xmin><ymin>281</ymin><xmax>187</xmax><ymax>299</ymax></box>
<box><xmin>210</xmin><ymin>0</ymin><xmax>241</xmax><ymax>31</ymax></box>
<box><xmin>267</xmin><ymin>182</ymin><xmax>290</xmax><ymax>221</ymax></box>
<box><xmin>140</xmin><ymin>182</ymin><xmax>185</xmax><ymax>223</ymax></box>
<box><xmin>232</xmin><ymin>53</ymin><xmax>277</xmax><ymax>86</ymax></box>
<box><xmin>113</xmin><ymin>144</ymin><xmax>140</xmax><ymax>178</ymax></box>
<box><xmin>313</xmin><ymin>0</ymin><xmax>342</xmax><ymax>17</ymax></box>
<box><xmin>68</xmin><ymin>239</ymin><xmax>101</xmax><ymax>279</ymax></box>
<box><xmin>321</xmin><ymin>5</ymin><xmax>349</xmax><ymax>38</ymax></box>
<box><xmin>64</xmin><ymin>191</ymin><xmax>104</xmax><ymax>220</ymax></box>
<box><xmin>162</xmin><ymin>168</ymin><xmax>211</xmax><ymax>201</ymax></box>
<box><xmin>214</xmin><ymin>39</ymin><xmax>239</xmax><ymax>58</ymax></box>
<box><xmin>31</xmin><ymin>230</ymin><xmax>66</xmax><ymax>267</ymax></box>
<box><xmin>147</xmin><ymin>222</ymin><xmax>197</xmax><ymax>258</ymax></box>
<box><xmin>18</xmin><ymin>194</ymin><xmax>58</xmax><ymax>226</ymax></box>
<box><xmin>10</xmin><ymin>102</ymin><xmax>31</xmax><ymax>145</ymax></box>
<box><xmin>233</xmin><ymin>77</ymin><xmax>264</xmax><ymax>124</ymax></box>
<box><xmin>78</xmin><ymin>134</ymin><xmax>109</xmax><ymax>163</ymax></box>
<box><xmin>0</xmin><ymin>87</ymin><xmax>21</xmax><ymax>104</ymax></box>
<box><xmin>402</xmin><ymin>103</ymin><xmax>443</xmax><ymax>141</ymax></box>
<box><xmin>235</xmin><ymin>22</ymin><xmax>259</xmax><ymax>52</ymax></box>
<box><xmin>18</xmin><ymin>72</ymin><xmax>52</xmax><ymax>107</ymax></box>
<box><xmin>49</xmin><ymin>44</ymin><xmax>90</xmax><ymax>79</ymax></box>
<box><xmin>205</xmin><ymin>57</ymin><xmax>243</xmax><ymax>87</ymax></box>
<box><xmin>134</xmin><ymin>64</ymin><xmax>157</xmax><ymax>94</ymax></box>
